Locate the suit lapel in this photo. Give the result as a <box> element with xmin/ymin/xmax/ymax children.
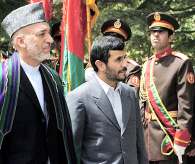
<box><xmin>19</xmin><ymin>67</ymin><xmax>43</xmax><ymax>115</ymax></box>
<box><xmin>120</xmin><ymin>86</ymin><xmax>131</xmax><ymax>135</ymax></box>
<box><xmin>91</xmin><ymin>79</ymin><xmax>120</xmax><ymax>131</ymax></box>
<box><xmin>39</xmin><ymin>65</ymin><xmax>64</xmax><ymax>131</ymax></box>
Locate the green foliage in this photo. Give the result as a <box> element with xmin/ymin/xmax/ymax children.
<box><xmin>0</xmin><ymin>0</ymin><xmax>27</xmax><ymax>49</ymax></box>
<box><xmin>93</xmin><ymin>0</ymin><xmax>195</xmax><ymax>64</ymax></box>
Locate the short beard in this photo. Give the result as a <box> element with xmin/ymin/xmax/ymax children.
<box><xmin>33</xmin><ymin>53</ymin><xmax>50</xmax><ymax>63</ymax></box>
<box><xmin>105</xmin><ymin>66</ymin><xmax>126</xmax><ymax>82</ymax></box>
<box><xmin>26</xmin><ymin>42</ymin><xmax>50</xmax><ymax>63</ymax></box>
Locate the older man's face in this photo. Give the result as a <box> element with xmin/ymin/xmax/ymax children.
<box><xmin>22</xmin><ymin>22</ymin><xmax>53</xmax><ymax>66</ymax></box>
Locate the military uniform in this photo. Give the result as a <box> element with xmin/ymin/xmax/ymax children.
<box><xmin>85</xmin><ymin>18</ymin><xmax>133</xmax><ymax>81</ymax></box>
<box><xmin>101</xmin><ymin>19</ymin><xmax>142</xmax><ymax>88</ymax></box>
<box><xmin>187</xmin><ymin>77</ymin><xmax>195</xmax><ymax>163</ymax></box>
<box><xmin>101</xmin><ymin>18</ymin><xmax>131</xmax><ymax>42</ymax></box>
<box><xmin>140</xmin><ymin>12</ymin><xmax>194</xmax><ymax>163</ymax></box>
<box><xmin>125</xmin><ymin>59</ymin><xmax>141</xmax><ymax>91</ymax></box>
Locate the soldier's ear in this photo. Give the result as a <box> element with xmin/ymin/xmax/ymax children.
<box><xmin>169</xmin><ymin>34</ymin><xmax>175</xmax><ymax>43</ymax></box>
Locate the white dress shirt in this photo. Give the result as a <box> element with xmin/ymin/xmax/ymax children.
<box><xmin>20</xmin><ymin>58</ymin><xmax>50</xmax><ymax>163</ymax></box>
<box><xmin>20</xmin><ymin>59</ymin><xmax>45</xmax><ymax>113</ymax></box>
<box><xmin>96</xmin><ymin>75</ymin><xmax>123</xmax><ymax>131</ymax></box>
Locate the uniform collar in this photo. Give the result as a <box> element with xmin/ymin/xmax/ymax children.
<box><xmin>155</xmin><ymin>47</ymin><xmax>172</xmax><ymax>59</ymax></box>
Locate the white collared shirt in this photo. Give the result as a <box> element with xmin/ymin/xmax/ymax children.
<box><xmin>20</xmin><ymin>58</ymin><xmax>44</xmax><ymax>113</ymax></box>
<box><xmin>20</xmin><ymin>58</ymin><xmax>50</xmax><ymax>163</ymax></box>
<box><xmin>96</xmin><ymin>75</ymin><xmax>123</xmax><ymax>131</ymax></box>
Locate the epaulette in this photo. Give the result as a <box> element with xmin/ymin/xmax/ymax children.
<box><xmin>172</xmin><ymin>51</ymin><xmax>189</xmax><ymax>61</ymax></box>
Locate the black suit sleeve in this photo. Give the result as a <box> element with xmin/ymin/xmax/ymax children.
<box><xmin>0</xmin><ymin>151</ymin><xmax>4</xmax><ymax>163</ymax></box>
<box><xmin>0</xmin><ymin>143</ymin><xmax>6</xmax><ymax>163</ymax></box>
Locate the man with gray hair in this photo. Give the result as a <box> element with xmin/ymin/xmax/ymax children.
<box><xmin>0</xmin><ymin>2</ymin><xmax>77</xmax><ymax>164</ymax></box>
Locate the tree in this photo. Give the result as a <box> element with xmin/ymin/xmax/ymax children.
<box><xmin>0</xmin><ymin>0</ymin><xmax>27</xmax><ymax>50</ymax></box>
<box><xmin>92</xmin><ymin>0</ymin><xmax>195</xmax><ymax>64</ymax></box>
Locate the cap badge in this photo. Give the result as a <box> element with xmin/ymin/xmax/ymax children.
<box><xmin>114</xmin><ymin>19</ymin><xmax>121</xmax><ymax>29</ymax></box>
<box><xmin>154</xmin><ymin>12</ymin><xmax>161</xmax><ymax>21</ymax></box>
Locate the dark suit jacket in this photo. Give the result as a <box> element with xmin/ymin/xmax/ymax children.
<box><xmin>0</xmin><ymin>65</ymin><xmax>77</xmax><ymax>164</ymax></box>
<box><xmin>66</xmin><ymin>78</ymin><xmax>148</xmax><ymax>164</ymax></box>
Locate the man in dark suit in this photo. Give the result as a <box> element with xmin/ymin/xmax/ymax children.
<box><xmin>0</xmin><ymin>2</ymin><xmax>77</xmax><ymax>164</ymax></box>
<box><xmin>66</xmin><ymin>35</ymin><xmax>148</xmax><ymax>164</ymax></box>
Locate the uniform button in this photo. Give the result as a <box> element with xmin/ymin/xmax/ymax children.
<box><xmin>155</xmin><ymin>61</ymin><xmax>158</xmax><ymax>64</ymax></box>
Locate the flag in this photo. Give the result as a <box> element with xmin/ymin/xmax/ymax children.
<box><xmin>87</xmin><ymin>0</ymin><xmax>99</xmax><ymax>28</ymax></box>
<box><xmin>29</xmin><ymin>0</ymin><xmax>53</xmax><ymax>21</ymax></box>
<box><xmin>59</xmin><ymin>0</ymin><xmax>99</xmax><ymax>95</ymax></box>
<box><xmin>86</xmin><ymin>0</ymin><xmax>99</xmax><ymax>55</ymax></box>
<box><xmin>59</xmin><ymin>0</ymin><xmax>86</xmax><ymax>95</ymax></box>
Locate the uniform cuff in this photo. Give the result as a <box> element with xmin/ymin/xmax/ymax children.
<box><xmin>174</xmin><ymin>128</ymin><xmax>191</xmax><ymax>147</ymax></box>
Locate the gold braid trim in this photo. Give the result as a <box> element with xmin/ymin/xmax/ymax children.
<box><xmin>139</xmin><ymin>62</ymin><xmax>148</xmax><ymax>101</ymax></box>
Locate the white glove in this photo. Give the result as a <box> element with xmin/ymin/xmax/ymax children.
<box><xmin>173</xmin><ymin>144</ymin><xmax>186</xmax><ymax>163</ymax></box>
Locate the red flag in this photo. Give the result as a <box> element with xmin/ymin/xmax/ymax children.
<box><xmin>58</xmin><ymin>0</ymin><xmax>87</xmax><ymax>94</ymax></box>
<box><xmin>29</xmin><ymin>0</ymin><xmax>53</xmax><ymax>21</ymax></box>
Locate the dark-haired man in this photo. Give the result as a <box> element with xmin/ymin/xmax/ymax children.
<box><xmin>67</xmin><ymin>35</ymin><xmax>148</xmax><ymax>164</ymax></box>
<box><xmin>85</xmin><ymin>19</ymin><xmax>141</xmax><ymax>88</ymax></box>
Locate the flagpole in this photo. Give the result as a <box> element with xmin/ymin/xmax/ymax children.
<box><xmin>86</xmin><ymin>0</ymin><xmax>92</xmax><ymax>64</ymax></box>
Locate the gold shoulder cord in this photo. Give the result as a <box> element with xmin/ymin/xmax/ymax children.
<box><xmin>139</xmin><ymin>62</ymin><xmax>148</xmax><ymax>101</ymax></box>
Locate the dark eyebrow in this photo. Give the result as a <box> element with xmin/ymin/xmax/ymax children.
<box><xmin>116</xmin><ymin>55</ymin><xmax>125</xmax><ymax>61</ymax></box>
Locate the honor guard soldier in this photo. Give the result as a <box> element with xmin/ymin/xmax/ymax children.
<box><xmin>101</xmin><ymin>19</ymin><xmax>142</xmax><ymax>89</ymax></box>
<box><xmin>101</xmin><ymin>18</ymin><xmax>131</xmax><ymax>42</ymax></box>
<box><xmin>139</xmin><ymin>12</ymin><xmax>194</xmax><ymax>164</ymax></box>
<box><xmin>85</xmin><ymin>18</ymin><xmax>132</xmax><ymax>81</ymax></box>
<box><xmin>85</xmin><ymin>18</ymin><xmax>141</xmax><ymax>85</ymax></box>
<box><xmin>187</xmin><ymin>70</ymin><xmax>195</xmax><ymax>164</ymax></box>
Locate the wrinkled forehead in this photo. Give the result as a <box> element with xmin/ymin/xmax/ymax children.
<box><xmin>21</xmin><ymin>22</ymin><xmax>50</xmax><ymax>33</ymax></box>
